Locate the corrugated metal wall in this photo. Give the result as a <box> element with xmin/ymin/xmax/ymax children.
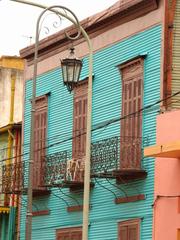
<box><xmin>21</xmin><ymin>24</ymin><xmax>161</xmax><ymax>240</ymax></box>
<box><xmin>172</xmin><ymin>0</ymin><xmax>180</xmax><ymax>108</ymax></box>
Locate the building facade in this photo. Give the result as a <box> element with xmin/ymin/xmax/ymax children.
<box><xmin>18</xmin><ymin>0</ymin><xmax>165</xmax><ymax>239</ymax></box>
<box><xmin>0</xmin><ymin>56</ymin><xmax>24</xmax><ymax>240</ymax></box>
<box><xmin>143</xmin><ymin>1</ymin><xmax>180</xmax><ymax>239</ymax></box>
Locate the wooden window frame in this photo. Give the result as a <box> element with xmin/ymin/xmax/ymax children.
<box><xmin>118</xmin><ymin>219</ymin><xmax>140</xmax><ymax>240</ymax></box>
<box><xmin>119</xmin><ymin>57</ymin><xmax>144</xmax><ymax>170</ymax></box>
<box><xmin>56</xmin><ymin>226</ymin><xmax>82</xmax><ymax>240</ymax></box>
<box><xmin>72</xmin><ymin>81</ymin><xmax>88</xmax><ymax>159</ymax></box>
<box><xmin>33</xmin><ymin>94</ymin><xmax>48</xmax><ymax>190</ymax></box>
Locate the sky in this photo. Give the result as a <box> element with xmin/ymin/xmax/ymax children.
<box><xmin>0</xmin><ymin>0</ymin><xmax>118</xmax><ymax>56</ymax></box>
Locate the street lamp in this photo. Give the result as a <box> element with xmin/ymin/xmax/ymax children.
<box><xmin>10</xmin><ymin>1</ymin><xmax>93</xmax><ymax>240</ymax></box>
<box><xmin>61</xmin><ymin>47</ymin><xmax>83</xmax><ymax>92</ymax></box>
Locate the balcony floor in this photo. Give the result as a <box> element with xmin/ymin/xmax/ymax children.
<box><xmin>44</xmin><ymin>180</ymin><xmax>95</xmax><ymax>191</ymax></box>
<box><xmin>91</xmin><ymin>169</ymin><xmax>147</xmax><ymax>183</ymax></box>
<box><xmin>114</xmin><ymin>169</ymin><xmax>147</xmax><ymax>183</ymax></box>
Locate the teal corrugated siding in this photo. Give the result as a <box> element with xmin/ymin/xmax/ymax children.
<box><xmin>21</xmin><ymin>24</ymin><xmax>161</xmax><ymax>239</ymax></box>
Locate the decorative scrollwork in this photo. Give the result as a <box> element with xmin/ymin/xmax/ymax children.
<box><xmin>91</xmin><ymin>136</ymin><xmax>119</xmax><ymax>175</ymax></box>
<box><xmin>37</xmin><ymin>5</ymin><xmax>82</xmax><ymax>42</ymax></box>
<box><xmin>38</xmin><ymin>12</ymin><xmax>63</xmax><ymax>37</ymax></box>
<box><xmin>43</xmin><ymin>151</ymin><xmax>69</xmax><ymax>186</ymax></box>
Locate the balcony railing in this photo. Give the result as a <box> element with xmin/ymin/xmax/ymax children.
<box><xmin>43</xmin><ymin>150</ymin><xmax>86</xmax><ymax>188</ymax></box>
<box><xmin>0</xmin><ymin>161</ymin><xmax>24</xmax><ymax>194</ymax></box>
<box><xmin>91</xmin><ymin>136</ymin><xmax>119</xmax><ymax>176</ymax></box>
<box><xmin>43</xmin><ymin>135</ymin><xmax>147</xmax><ymax>187</ymax></box>
<box><xmin>0</xmin><ymin>135</ymin><xmax>148</xmax><ymax>193</ymax></box>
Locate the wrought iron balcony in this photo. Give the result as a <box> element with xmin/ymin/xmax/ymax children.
<box><xmin>43</xmin><ymin>151</ymin><xmax>87</xmax><ymax>189</ymax></box>
<box><xmin>91</xmin><ymin>136</ymin><xmax>147</xmax><ymax>182</ymax></box>
<box><xmin>0</xmin><ymin>135</ymin><xmax>148</xmax><ymax>193</ymax></box>
<box><xmin>0</xmin><ymin>161</ymin><xmax>50</xmax><ymax>196</ymax></box>
<box><xmin>0</xmin><ymin>161</ymin><xmax>24</xmax><ymax>194</ymax></box>
<box><xmin>43</xmin><ymin>135</ymin><xmax>147</xmax><ymax>188</ymax></box>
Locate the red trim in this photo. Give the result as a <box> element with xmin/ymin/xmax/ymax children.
<box><xmin>67</xmin><ymin>205</ymin><xmax>83</xmax><ymax>212</ymax></box>
<box><xmin>115</xmin><ymin>194</ymin><xmax>145</xmax><ymax>204</ymax></box>
<box><xmin>32</xmin><ymin>209</ymin><xmax>50</xmax><ymax>217</ymax></box>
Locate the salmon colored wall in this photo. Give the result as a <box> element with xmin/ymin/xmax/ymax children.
<box><xmin>154</xmin><ymin>110</ymin><xmax>180</xmax><ymax>240</ymax></box>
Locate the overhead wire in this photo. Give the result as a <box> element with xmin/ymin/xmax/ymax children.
<box><xmin>1</xmin><ymin>84</ymin><xmax>178</xmax><ymax>154</ymax></box>
<box><xmin>0</xmin><ymin>89</ymin><xmax>180</xmax><ymax>164</ymax></box>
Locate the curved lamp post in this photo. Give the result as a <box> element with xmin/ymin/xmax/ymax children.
<box><xmin>10</xmin><ymin>1</ymin><xmax>93</xmax><ymax>240</ymax></box>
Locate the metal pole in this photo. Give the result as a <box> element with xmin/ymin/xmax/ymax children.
<box><xmin>10</xmin><ymin>1</ymin><xmax>93</xmax><ymax>239</ymax></box>
<box><xmin>82</xmin><ymin>35</ymin><xmax>93</xmax><ymax>240</ymax></box>
<box><xmin>25</xmin><ymin>12</ymin><xmax>40</xmax><ymax>238</ymax></box>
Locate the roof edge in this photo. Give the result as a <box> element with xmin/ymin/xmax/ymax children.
<box><xmin>20</xmin><ymin>0</ymin><xmax>158</xmax><ymax>59</ymax></box>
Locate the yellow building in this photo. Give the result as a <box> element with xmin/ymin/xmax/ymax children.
<box><xmin>0</xmin><ymin>56</ymin><xmax>24</xmax><ymax>240</ymax></box>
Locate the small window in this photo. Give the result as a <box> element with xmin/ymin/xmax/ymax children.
<box><xmin>56</xmin><ymin>227</ymin><xmax>82</xmax><ymax>240</ymax></box>
<box><xmin>118</xmin><ymin>219</ymin><xmax>140</xmax><ymax>240</ymax></box>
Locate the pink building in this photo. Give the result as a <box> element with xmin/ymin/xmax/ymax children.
<box><xmin>144</xmin><ymin>109</ymin><xmax>180</xmax><ymax>240</ymax></box>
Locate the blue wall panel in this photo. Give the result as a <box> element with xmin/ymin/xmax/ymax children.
<box><xmin>21</xmin><ymin>24</ymin><xmax>161</xmax><ymax>239</ymax></box>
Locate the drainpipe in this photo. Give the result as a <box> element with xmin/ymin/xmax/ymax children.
<box><xmin>7</xmin><ymin>71</ymin><xmax>16</xmax><ymax>240</ymax></box>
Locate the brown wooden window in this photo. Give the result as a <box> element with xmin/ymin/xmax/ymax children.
<box><xmin>73</xmin><ymin>82</ymin><xmax>88</xmax><ymax>159</ymax></box>
<box><xmin>120</xmin><ymin>58</ymin><xmax>143</xmax><ymax>169</ymax></box>
<box><xmin>56</xmin><ymin>227</ymin><xmax>82</xmax><ymax>240</ymax></box>
<box><xmin>33</xmin><ymin>95</ymin><xmax>48</xmax><ymax>189</ymax></box>
<box><xmin>118</xmin><ymin>219</ymin><xmax>140</xmax><ymax>240</ymax></box>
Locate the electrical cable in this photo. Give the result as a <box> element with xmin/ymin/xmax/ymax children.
<box><xmin>0</xmin><ymin>89</ymin><xmax>179</xmax><ymax>163</ymax></box>
<box><xmin>0</xmin><ymin>81</ymin><xmax>176</xmax><ymax>153</ymax></box>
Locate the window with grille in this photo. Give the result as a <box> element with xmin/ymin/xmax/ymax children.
<box><xmin>33</xmin><ymin>95</ymin><xmax>48</xmax><ymax>189</ymax></box>
<box><xmin>120</xmin><ymin>58</ymin><xmax>144</xmax><ymax>169</ymax></box>
<box><xmin>118</xmin><ymin>219</ymin><xmax>140</xmax><ymax>240</ymax></box>
<box><xmin>56</xmin><ymin>227</ymin><xmax>82</xmax><ymax>240</ymax></box>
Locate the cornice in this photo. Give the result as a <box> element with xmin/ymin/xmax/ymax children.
<box><xmin>20</xmin><ymin>0</ymin><xmax>158</xmax><ymax>62</ymax></box>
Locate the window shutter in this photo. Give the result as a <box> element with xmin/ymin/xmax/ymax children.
<box><xmin>56</xmin><ymin>227</ymin><xmax>82</xmax><ymax>240</ymax></box>
<box><xmin>73</xmin><ymin>83</ymin><xmax>88</xmax><ymax>159</ymax></box>
<box><xmin>33</xmin><ymin>95</ymin><xmax>48</xmax><ymax>189</ymax></box>
<box><xmin>71</xmin><ymin>231</ymin><xmax>82</xmax><ymax>240</ymax></box>
<box><xmin>57</xmin><ymin>232</ymin><xmax>69</xmax><ymax>240</ymax></box>
<box><xmin>128</xmin><ymin>224</ymin><xmax>138</xmax><ymax>240</ymax></box>
<box><xmin>118</xmin><ymin>219</ymin><xmax>140</xmax><ymax>240</ymax></box>
<box><xmin>120</xmin><ymin>58</ymin><xmax>143</xmax><ymax>169</ymax></box>
<box><xmin>119</xmin><ymin>226</ymin><xmax>128</xmax><ymax>240</ymax></box>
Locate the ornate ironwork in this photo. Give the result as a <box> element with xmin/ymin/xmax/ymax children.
<box><xmin>0</xmin><ymin>136</ymin><xmax>146</xmax><ymax>192</ymax></box>
<box><xmin>43</xmin><ymin>135</ymin><xmax>145</xmax><ymax>187</ymax></box>
<box><xmin>43</xmin><ymin>150</ymin><xmax>86</xmax><ymax>187</ymax></box>
<box><xmin>0</xmin><ymin>161</ymin><xmax>24</xmax><ymax>194</ymax></box>
<box><xmin>91</xmin><ymin>136</ymin><xmax>119</xmax><ymax>175</ymax></box>
<box><xmin>43</xmin><ymin>151</ymin><xmax>68</xmax><ymax>186</ymax></box>
<box><xmin>91</xmin><ymin>136</ymin><xmax>145</xmax><ymax>175</ymax></box>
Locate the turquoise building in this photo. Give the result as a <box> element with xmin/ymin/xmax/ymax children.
<box><xmin>19</xmin><ymin>0</ymin><xmax>163</xmax><ymax>239</ymax></box>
